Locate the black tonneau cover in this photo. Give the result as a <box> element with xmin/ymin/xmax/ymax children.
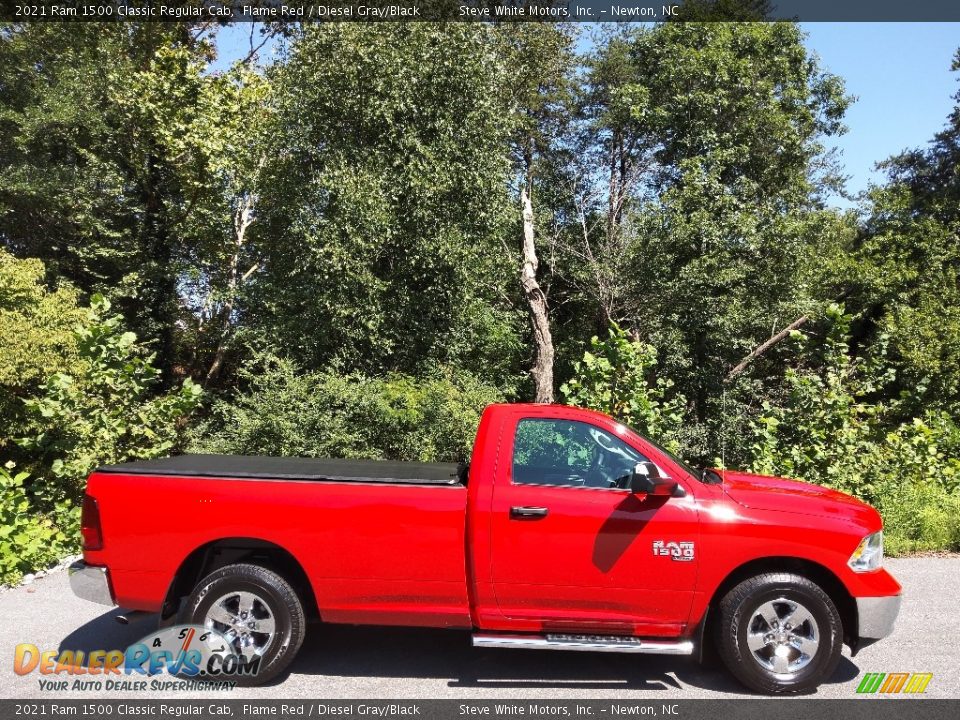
<box><xmin>96</xmin><ymin>455</ymin><xmax>462</xmax><ymax>485</ymax></box>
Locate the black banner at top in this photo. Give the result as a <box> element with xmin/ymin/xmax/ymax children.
<box><xmin>2</xmin><ymin>0</ymin><xmax>960</xmax><ymax>22</ymax></box>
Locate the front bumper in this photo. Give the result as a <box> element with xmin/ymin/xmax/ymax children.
<box><xmin>68</xmin><ymin>561</ymin><xmax>115</xmax><ymax>606</ymax></box>
<box><xmin>857</xmin><ymin>594</ymin><xmax>902</xmax><ymax>641</ymax></box>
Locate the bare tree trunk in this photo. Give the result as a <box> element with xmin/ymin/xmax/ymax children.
<box><xmin>606</xmin><ymin>132</ymin><xmax>620</xmax><ymax>245</ymax></box>
<box><xmin>205</xmin><ymin>194</ymin><xmax>256</xmax><ymax>385</ymax></box>
<box><xmin>520</xmin><ymin>187</ymin><xmax>555</xmax><ymax>404</ymax></box>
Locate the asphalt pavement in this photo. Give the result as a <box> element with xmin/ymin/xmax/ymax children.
<box><xmin>1</xmin><ymin>557</ymin><xmax>957</xmax><ymax>699</ymax></box>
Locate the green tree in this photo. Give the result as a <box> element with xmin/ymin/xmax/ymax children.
<box><xmin>746</xmin><ymin>305</ymin><xmax>889</xmax><ymax>495</ymax></box>
<box><xmin>0</xmin><ymin>23</ymin><xmax>222</xmax><ymax>377</ymax></box>
<box><xmin>0</xmin><ymin>249</ymin><xmax>82</xmax><ymax>450</ymax></box>
<box><xmin>146</xmin><ymin>56</ymin><xmax>274</xmax><ymax>384</ymax></box>
<box><xmin>845</xmin><ymin>48</ymin><xmax>960</xmax><ymax>419</ymax></box>
<box><xmin>497</xmin><ymin>24</ymin><xmax>579</xmax><ymax>402</ymax></box>
<box><xmin>20</xmin><ymin>295</ymin><xmax>202</xmax><ymax>501</ymax></box>
<box><xmin>249</xmin><ymin>24</ymin><xmax>523</xmax><ymax>388</ymax></box>
<box><xmin>573</xmin><ymin>23</ymin><xmax>850</xmax><ymax>462</ymax></box>
<box><xmin>561</xmin><ymin>324</ymin><xmax>688</xmax><ymax>454</ymax></box>
<box><xmin>557</xmin><ymin>27</ymin><xmax>656</xmax><ymax>336</ymax></box>
<box><xmin>747</xmin><ymin>305</ymin><xmax>960</xmax><ymax>553</ymax></box>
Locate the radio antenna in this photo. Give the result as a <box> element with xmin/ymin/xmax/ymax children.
<box><xmin>721</xmin><ymin>385</ymin><xmax>727</xmax><ymax>481</ymax></box>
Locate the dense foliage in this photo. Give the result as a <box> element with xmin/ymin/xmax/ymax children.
<box><xmin>1</xmin><ymin>21</ymin><xmax>958</xmax><ymax>582</ymax></box>
<box><xmin>0</xmin><ymin>462</ymin><xmax>71</xmax><ymax>585</ymax></box>
<box><xmin>21</xmin><ymin>296</ymin><xmax>203</xmax><ymax>499</ymax></box>
<box><xmin>189</xmin><ymin>356</ymin><xmax>502</xmax><ymax>463</ymax></box>
<box><xmin>0</xmin><ymin>250</ymin><xmax>83</xmax><ymax>447</ymax></box>
<box><xmin>249</xmin><ymin>25</ymin><xmax>522</xmax><ymax>385</ymax></box>
<box><xmin>745</xmin><ymin>306</ymin><xmax>960</xmax><ymax>553</ymax></box>
<box><xmin>561</xmin><ymin>325</ymin><xmax>688</xmax><ymax>454</ymax></box>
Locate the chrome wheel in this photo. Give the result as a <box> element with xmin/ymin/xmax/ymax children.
<box><xmin>204</xmin><ymin>590</ymin><xmax>277</xmax><ymax>657</ymax></box>
<box><xmin>747</xmin><ymin>597</ymin><xmax>820</xmax><ymax>678</ymax></box>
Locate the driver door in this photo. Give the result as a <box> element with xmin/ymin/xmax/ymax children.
<box><xmin>489</xmin><ymin>416</ymin><xmax>699</xmax><ymax>635</ymax></box>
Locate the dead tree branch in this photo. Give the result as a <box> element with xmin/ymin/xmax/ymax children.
<box><xmin>726</xmin><ymin>315</ymin><xmax>810</xmax><ymax>383</ymax></box>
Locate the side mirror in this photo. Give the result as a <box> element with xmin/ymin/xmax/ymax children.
<box><xmin>630</xmin><ymin>462</ymin><xmax>683</xmax><ymax>497</ymax></box>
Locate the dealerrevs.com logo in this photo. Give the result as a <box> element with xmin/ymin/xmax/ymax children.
<box><xmin>14</xmin><ymin>625</ymin><xmax>259</xmax><ymax>691</ymax></box>
<box><xmin>856</xmin><ymin>672</ymin><xmax>933</xmax><ymax>694</ymax></box>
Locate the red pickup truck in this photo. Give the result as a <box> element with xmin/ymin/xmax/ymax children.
<box><xmin>69</xmin><ymin>403</ymin><xmax>900</xmax><ymax>693</ymax></box>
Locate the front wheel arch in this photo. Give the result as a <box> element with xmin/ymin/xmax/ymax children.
<box><xmin>698</xmin><ymin>557</ymin><xmax>856</xmax><ymax>657</ymax></box>
<box><xmin>715</xmin><ymin>572</ymin><xmax>844</xmax><ymax>693</ymax></box>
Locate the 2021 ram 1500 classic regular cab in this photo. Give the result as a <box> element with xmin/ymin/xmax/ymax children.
<box><xmin>69</xmin><ymin>403</ymin><xmax>901</xmax><ymax>693</ymax></box>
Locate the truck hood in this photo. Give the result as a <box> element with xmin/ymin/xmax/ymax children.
<box><xmin>718</xmin><ymin>470</ymin><xmax>879</xmax><ymax>526</ymax></box>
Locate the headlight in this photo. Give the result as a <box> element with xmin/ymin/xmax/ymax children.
<box><xmin>848</xmin><ymin>531</ymin><xmax>884</xmax><ymax>572</ymax></box>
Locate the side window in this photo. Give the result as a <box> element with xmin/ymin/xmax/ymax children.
<box><xmin>512</xmin><ymin>418</ymin><xmax>649</xmax><ymax>489</ymax></box>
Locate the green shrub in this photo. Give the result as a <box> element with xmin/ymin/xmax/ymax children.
<box><xmin>747</xmin><ymin>305</ymin><xmax>960</xmax><ymax>553</ymax></box>
<box><xmin>878</xmin><ymin>481</ymin><xmax>960</xmax><ymax>555</ymax></box>
<box><xmin>0</xmin><ymin>463</ymin><xmax>73</xmax><ymax>586</ymax></box>
<box><xmin>560</xmin><ymin>323</ymin><xmax>689</xmax><ymax>454</ymax></box>
<box><xmin>189</xmin><ymin>355</ymin><xmax>504</xmax><ymax>463</ymax></box>
<box><xmin>0</xmin><ymin>249</ymin><xmax>83</xmax><ymax>451</ymax></box>
<box><xmin>19</xmin><ymin>295</ymin><xmax>203</xmax><ymax>504</ymax></box>
<box><xmin>1</xmin><ymin>293</ymin><xmax>200</xmax><ymax>585</ymax></box>
<box><xmin>745</xmin><ymin>305</ymin><xmax>888</xmax><ymax>498</ymax></box>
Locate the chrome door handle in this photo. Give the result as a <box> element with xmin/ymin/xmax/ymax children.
<box><xmin>510</xmin><ymin>506</ymin><xmax>549</xmax><ymax>519</ymax></box>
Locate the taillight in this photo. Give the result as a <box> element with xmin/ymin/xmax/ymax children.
<box><xmin>81</xmin><ymin>495</ymin><xmax>103</xmax><ymax>550</ymax></box>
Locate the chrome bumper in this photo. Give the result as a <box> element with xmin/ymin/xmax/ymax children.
<box><xmin>68</xmin><ymin>561</ymin><xmax>115</xmax><ymax>606</ymax></box>
<box><xmin>857</xmin><ymin>594</ymin><xmax>902</xmax><ymax>640</ymax></box>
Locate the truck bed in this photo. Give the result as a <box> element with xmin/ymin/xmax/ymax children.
<box><xmin>86</xmin><ymin>457</ymin><xmax>471</xmax><ymax>625</ymax></box>
<box><xmin>97</xmin><ymin>454</ymin><xmax>462</xmax><ymax>485</ymax></box>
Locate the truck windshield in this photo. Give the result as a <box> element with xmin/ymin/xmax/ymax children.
<box><xmin>638</xmin><ymin>433</ymin><xmax>724</xmax><ymax>484</ymax></box>
<box><xmin>627</xmin><ymin>429</ymin><xmax>702</xmax><ymax>482</ymax></box>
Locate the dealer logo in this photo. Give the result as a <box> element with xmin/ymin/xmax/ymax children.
<box><xmin>14</xmin><ymin>624</ymin><xmax>260</xmax><ymax>686</ymax></box>
<box><xmin>856</xmin><ymin>672</ymin><xmax>933</xmax><ymax>694</ymax></box>
<box><xmin>126</xmin><ymin>624</ymin><xmax>260</xmax><ymax>678</ymax></box>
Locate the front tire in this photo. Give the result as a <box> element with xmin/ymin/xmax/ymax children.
<box><xmin>715</xmin><ymin>572</ymin><xmax>843</xmax><ymax>694</ymax></box>
<box><xmin>180</xmin><ymin>563</ymin><xmax>305</xmax><ymax>686</ymax></box>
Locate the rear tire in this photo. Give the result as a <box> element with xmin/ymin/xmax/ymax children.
<box><xmin>715</xmin><ymin>572</ymin><xmax>843</xmax><ymax>694</ymax></box>
<box><xmin>180</xmin><ymin>563</ymin><xmax>305</xmax><ymax>686</ymax></box>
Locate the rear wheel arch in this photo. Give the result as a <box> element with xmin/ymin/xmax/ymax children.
<box><xmin>162</xmin><ymin>537</ymin><xmax>319</xmax><ymax>622</ymax></box>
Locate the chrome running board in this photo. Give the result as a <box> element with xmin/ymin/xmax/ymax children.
<box><xmin>472</xmin><ymin>633</ymin><xmax>694</xmax><ymax>655</ymax></box>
